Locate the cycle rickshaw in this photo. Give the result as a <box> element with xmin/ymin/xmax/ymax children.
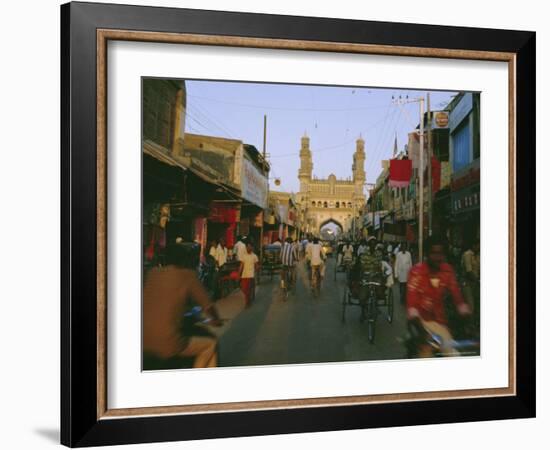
<box><xmin>341</xmin><ymin>270</ymin><xmax>394</xmax><ymax>344</ymax></box>
<box><xmin>259</xmin><ymin>244</ymin><xmax>282</xmax><ymax>283</ymax></box>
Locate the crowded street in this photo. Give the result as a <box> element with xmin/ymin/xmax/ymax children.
<box><xmin>219</xmin><ymin>256</ymin><xmax>407</xmax><ymax>367</ymax></box>
<box><xmin>141</xmin><ymin>79</ymin><xmax>481</xmax><ymax>370</ymax></box>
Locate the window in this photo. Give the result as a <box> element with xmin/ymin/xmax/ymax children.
<box><xmin>336</xmin><ymin>202</ymin><xmax>340</xmax><ymax>208</ymax></box>
<box><xmin>452</xmin><ymin>119</ymin><xmax>471</xmax><ymax>171</ymax></box>
<box><xmin>323</xmin><ymin>201</ymin><xmax>328</xmax><ymax>208</ymax></box>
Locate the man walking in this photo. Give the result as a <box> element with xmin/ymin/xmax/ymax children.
<box><xmin>395</xmin><ymin>243</ymin><xmax>413</xmax><ymax>305</ymax></box>
<box><xmin>239</xmin><ymin>242</ymin><xmax>259</xmax><ymax>308</ymax></box>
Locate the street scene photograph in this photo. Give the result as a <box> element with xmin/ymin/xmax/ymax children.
<box><xmin>141</xmin><ymin>78</ymin><xmax>481</xmax><ymax>371</ymax></box>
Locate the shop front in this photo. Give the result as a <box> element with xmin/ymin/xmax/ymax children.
<box><xmin>144</xmin><ymin>151</ymin><xmax>221</xmax><ymax>268</ymax></box>
<box><xmin>208</xmin><ymin>201</ymin><xmax>240</xmax><ymax>251</ymax></box>
<box><xmin>450</xmin><ymin>161</ymin><xmax>480</xmax><ymax>247</ymax></box>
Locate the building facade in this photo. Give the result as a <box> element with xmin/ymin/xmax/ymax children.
<box><xmin>296</xmin><ymin>135</ymin><xmax>366</xmax><ymax>236</ymax></box>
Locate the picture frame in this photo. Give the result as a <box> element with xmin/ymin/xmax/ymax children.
<box><xmin>61</xmin><ymin>1</ymin><xmax>535</xmax><ymax>447</ymax></box>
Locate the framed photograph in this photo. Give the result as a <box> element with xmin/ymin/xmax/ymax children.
<box><xmin>61</xmin><ymin>1</ymin><xmax>535</xmax><ymax>447</ymax></box>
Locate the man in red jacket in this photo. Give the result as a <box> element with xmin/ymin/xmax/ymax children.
<box><xmin>407</xmin><ymin>235</ymin><xmax>471</xmax><ymax>357</ymax></box>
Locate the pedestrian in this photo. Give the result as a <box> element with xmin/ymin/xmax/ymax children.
<box><xmin>208</xmin><ymin>239</ymin><xmax>219</xmax><ymax>266</ymax></box>
<box><xmin>239</xmin><ymin>242</ymin><xmax>259</xmax><ymax>308</ymax></box>
<box><xmin>233</xmin><ymin>235</ymin><xmax>247</xmax><ymax>262</ymax></box>
<box><xmin>357</xmin><ymin>238</ymin><xmax>368</xmax><ymax>256</ymax></box>
<box><xmin>395</xmin><ymin>243</ymin><xmax>413</xmax><ymax>305</ymax></box>
<box><xmin>407</xmin><ymin>235</ymin><xmax>471</xmax><ymax>357</ymax></box>
<box><xmin>216</xmin><ymin>237</ymin><xmax>228</xmax><ymax>268</ymax></box>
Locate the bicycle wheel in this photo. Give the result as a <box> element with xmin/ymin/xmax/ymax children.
<box><xmin>341</xmin><ymin>289</ymin><xmax>347</xmax><ymax>323</ymax></box>
<box><xmin>367</xmin><ymin>295</ymin><xmax>376</xmax><ymax>344</ymax></box>
<box><xmin>386</xmin><ymin>287</ymin><xmax>394</xmax><ymax>323</ymax></box>
<box><xmin>368</xmin><ymin>319</ymin><xmax>376</xmax><ymax>344</ymax></box>
<box><xmin>312</xmin><ymin>268</ymin><xmax>320</xmax><ymax>298</ymax></box>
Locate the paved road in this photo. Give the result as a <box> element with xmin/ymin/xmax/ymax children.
<box><xmin>218</xmin><ymin>257</ymin><xmax>409</xmax><ymax>367</ymax></box>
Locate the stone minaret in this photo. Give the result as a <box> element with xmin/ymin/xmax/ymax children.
<box><xmin>298</xmin><ymin>134</ymin><xmax>313</xmax><ymax>193</ymax></box>
<box><xmin>352</xmin><ymin>135</ymin><xmax>366</xmax><ymax>204</ymax></box>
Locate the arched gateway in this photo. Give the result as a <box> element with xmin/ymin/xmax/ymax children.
<box><xmin>296</xmin><ymin>135</ymin><xmax>367</xmax><ymax>236</ymax></box>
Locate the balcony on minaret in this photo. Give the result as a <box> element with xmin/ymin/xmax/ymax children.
<box><xmin>356</xmin><ymin>135</ymin><xmax>365</xmax><ymax>154</ymax></box>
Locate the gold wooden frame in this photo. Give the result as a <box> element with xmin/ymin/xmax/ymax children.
<box><xmin>96</xmin><ymin>29</ymin><xmax>516</xmax><ymax>420</ymax></box>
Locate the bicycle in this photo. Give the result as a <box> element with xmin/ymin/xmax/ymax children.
<box><xmin>311</xmin><ymin>264</ymin><xmax>322</xmax><ymax>298</ymax></box>
<box><xmin>280</xmin><ymin>265</ymin><xmax>295</xmax><ymax>300</ymax></box>
<box><xmin>359</xmin><ymin>272</ymin><xmax>391</xmax><ymax>344</ymax></box>
<box><xmin>334</xmin><ymin>256</ymin><xmax>353</xmax><ymax>281</ymax></box>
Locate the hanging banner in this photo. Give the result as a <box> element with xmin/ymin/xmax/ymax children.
<box><xmin>389</xmin><ymin>159</ymin><xmax>413</xmax><ymax>188</ymax></box>
<box><xmin>241</xmin><ymin>158</ymin><xmax>268</xmax><ymax>208</ymax></box>
<box><xmin>277</xmin><ymin>204</ymin><xmax>289</xmax><ymax>224</ymax></box>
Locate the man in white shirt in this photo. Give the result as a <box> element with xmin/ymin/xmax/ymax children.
<box><xmin>357</xmin><ymin>239</ymin><xmax>368</xmax><ymax>256</ymax></box>
<box><xmin>215</xmin><ymin>238</ymin><xmax>228</xmax><ymax>268</ymax></box>
<box><xmin>233</xmin><ymin>235</ymin><xmax>247</xmax><ymax>262</ymax></box>
<box><xmin>341</xmin><ymin>241</ymin><xmax>354</xmax><ymax>268</ymax></box>
<box><xmin>394</xmin><ymin>243</ymin><xmax>413</xmax><ymax>305</ymax></box>
<box><xmin>306</xmin><ymin>237</ymin><xmax>326</xmax><ymax>285</ymax></box>
<box><xmin>239</xmin><ymin>242</ymin><xmax>259</xmax><ymax>308</ymax></box>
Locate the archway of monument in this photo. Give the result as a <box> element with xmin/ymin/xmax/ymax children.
<box><xmin>319</xmin><ymin>219</ymin><xmax>343</xmax><ymax>241</ymax></box>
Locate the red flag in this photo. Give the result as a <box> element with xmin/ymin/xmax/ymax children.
<box><xmin>389</xmin><ymin>159</ymin><xmax>412</xmax><ymax>188</ymax></box>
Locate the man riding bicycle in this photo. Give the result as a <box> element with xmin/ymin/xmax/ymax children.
<box><xmin>350</xmin><ymin>237</ymin><xmax>389</xmax><ymax>311</ymax></box>
<box><xmin>280</xmin><ymin>237</ymin><xmax>299</xmax><ymax>291</ymax></box>
<box><xmin>340</xmin><ymin>240</ymin><xmax>354</xmax><ymax>267</ymax></box>
<box><xmin>306</xmin><ymin>237</ymin><xmax>326</xmax><ymax>293</ymax></box>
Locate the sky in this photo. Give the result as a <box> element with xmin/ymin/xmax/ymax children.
<box><xmin>184</xmin><ymin>80</ymin><xmax>458</xmax><ymax>193</ymax></box>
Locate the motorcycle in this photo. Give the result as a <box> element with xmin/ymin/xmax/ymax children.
<box><xmin>404</xmin><ymin>317</ymin><xmax>480</xmax><ymax>358</ymax></box>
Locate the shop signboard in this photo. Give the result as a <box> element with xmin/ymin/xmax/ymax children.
<box><xmin>241</xmin><ymin>158</ymin><xmax>268</xmax><ymax>208</ymax></box>
<box><xmin>451</xmin><ymin>184</ymin><xmax>480</xmax><ymax>214</ymax></box>
<box><xmin>432</xmin><ymin>110</ymin><xmax>449</xmax><ymax>128</ymax></box>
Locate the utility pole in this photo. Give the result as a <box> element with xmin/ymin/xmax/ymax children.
<box><xmin>427</xmin><ymin>92</ymin><xmax>433</xmax><ymax>237</ymax></box>
<box><xmin>260</xmin><ymin>114</ymin><xmax>267</xmax><ymax>262</ymax></box>
<box><xmin>393</xmin><ymin>95</ymin><xmax>425</xmax><ymax>261</ymax></box>
<box><xmin>418</xmin><ymin>97</ymin><xmax>425</xmax><ymax>262</ymax></box>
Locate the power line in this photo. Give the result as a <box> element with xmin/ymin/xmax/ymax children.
<box><xmin>187</xmin><ymin>93</ymin><xmax>390</xmax><ymax>112</ymax></box>
<box><xmin>366</xmin><ymin>103</ymin><xmax>398</xmax><ymax>179</ymax></box>
<box><xmin>188</xmin><ymin>101</ymin><xmax>238</xmax><ymax>138</ymax></box>
<box><xmin>268</xmin><ymin>107</ymin><xmax>397</xmax><ymax>159</ymax></box>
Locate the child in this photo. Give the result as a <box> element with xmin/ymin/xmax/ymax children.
<box><xmin>239</xmin><ymin>242</ymin><xmax>259</xmax><ymax>307</ymax></box>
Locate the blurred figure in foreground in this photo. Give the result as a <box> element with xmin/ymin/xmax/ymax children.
<box><xmin>462</xmin><ymin>239</ymin><xmax>480</xmax><ymax>328</ymax></box>
<box><xmin>143</xmin><ymin>243</ymin><xmax>221</xmax><ymax>368</ymax></box>
<box><xmin>407</xmin><ymin>235</ymin><xmax>471</xmax><ymax>357</ymax></box>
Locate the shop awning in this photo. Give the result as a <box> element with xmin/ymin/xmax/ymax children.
<box><xmin>144</xmin><ymin>140</ymin><xmax>236</xmax><ymax>193</ymax></box>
